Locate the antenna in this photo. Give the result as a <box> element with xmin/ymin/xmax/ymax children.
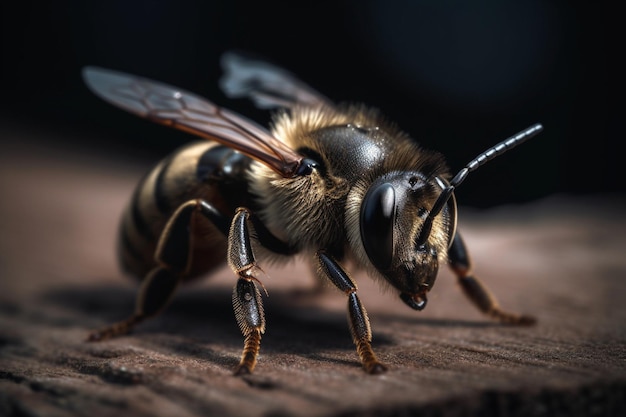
<box><xmin>415</xmin><ymin>123</ymin><xmax>543</xmax><ymax>247</ymax></box>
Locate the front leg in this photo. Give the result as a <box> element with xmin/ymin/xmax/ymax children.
<box><xmin>316</xmin><ymin>251</ymin><xmax>387</xmax><ymax>374</ymax></box>
<box><xmin>448</xmin><ymin>232</ymin><xmax>536</xmax><ymax>325</ymax></box>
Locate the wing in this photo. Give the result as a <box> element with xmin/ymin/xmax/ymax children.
<box><xmin>82</xmin><ymin>66</ymin><xmax>303</xmax><ymax>177</ymax></box>
<box><xmin>219</xmin><ymin>51</ymin><xmax>333</xmax><ymax>110</ymax></box>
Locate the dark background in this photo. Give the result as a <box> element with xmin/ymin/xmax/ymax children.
<box><xmin>1</xmin><ymin>1</ymin><xmax>620</xmax><ymax>207</ymax></box>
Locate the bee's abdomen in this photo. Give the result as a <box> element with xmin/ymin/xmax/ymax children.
<box><xmin>118</xmin><ymin>142</ymin><xmax>253</xmax><ymax>280</ymax></box>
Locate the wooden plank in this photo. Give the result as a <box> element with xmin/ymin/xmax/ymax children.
<box><xmin>0</xmin><ymin>126</ymin><xmax>625</xmax><ymax>416</ymax></box>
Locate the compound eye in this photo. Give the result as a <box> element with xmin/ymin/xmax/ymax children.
<box><xmin>360</xmin><ymin>183</ymin><xmax>395</xmax><ymax>271</ymax></box>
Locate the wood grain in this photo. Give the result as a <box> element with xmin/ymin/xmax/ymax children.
<box><xmin>1</xmin><ymin>124</ymin><xmax>625</xmax><ymax>416</ymax></box>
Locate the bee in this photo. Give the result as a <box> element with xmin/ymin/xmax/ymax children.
<box><xmin>82</xmin><ymin>52</ymin><xmax>542</xmax><ymax>375</ymax></box>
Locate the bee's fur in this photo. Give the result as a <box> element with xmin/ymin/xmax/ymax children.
<box><xmin>83</xmin><ymin>54</ymin><xmax>538</xmax><ymax>374</ymax></box>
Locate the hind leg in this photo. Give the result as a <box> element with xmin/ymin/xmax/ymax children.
<box><xmin>88</xmin><ymin>199</ymin><xmax>230</xmax><ymax>341</ymax></box>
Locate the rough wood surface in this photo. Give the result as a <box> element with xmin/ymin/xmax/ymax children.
<box><xmin>1</xmin><ymin>125</ymin><xmax>625</xmax><ymax>416</ymax></box>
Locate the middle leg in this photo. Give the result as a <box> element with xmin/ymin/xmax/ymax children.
<box><xmin>228</xmin><ymin>207</ymin><xmax>267</xmax><ymax>375</ymax></box>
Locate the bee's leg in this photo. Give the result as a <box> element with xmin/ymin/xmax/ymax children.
<box><xmin>316</xmin><ymin>250</ymin><xmax>387</xmax><ymax>374</ymax></box>
<box><xmin>229</xmin><ymin>208</ymin><xmax>266</xmax><ymax>375</ymax></box>
<box><xmin>88</xmin><ymin>200</ymin><xmax>230</xmax><ymax>341</ymax></box>
<box><xmin>248</xmin><ymin>213</ymin><xmax>297</xmax><ymax>255</ymax></box>
<box><xmin>448</xmin><ymin>232</ymin><xmax>536</xmax><ymax>325</ymax></box>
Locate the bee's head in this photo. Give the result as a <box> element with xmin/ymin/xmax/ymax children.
<box><xmin>359</xmin><ymin>172</ymin><xmax>456</xmax><ymax>311</ymax></box>
<box><xmin>357</xmin><ymin>123</ymin><xmax>543</xmax><ymax>311</ymax></box>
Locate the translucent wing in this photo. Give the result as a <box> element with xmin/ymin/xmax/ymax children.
<box><xmin>82</xmin><ymin>66</ymin><xmax>303</xmax><ymax>177</ymax></box>
<box><xmin>219</xmin><ymin>51</ymin><xmax>332</xmax><ymax>109</ymax></box>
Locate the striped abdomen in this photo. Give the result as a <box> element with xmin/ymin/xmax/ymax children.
<box><xmin>118</xmin><ymin>141</ymin><xmax>253</xmax><ymax>280</ymax></box>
